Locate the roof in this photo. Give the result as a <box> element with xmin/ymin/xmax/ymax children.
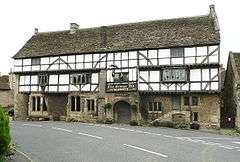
<box><xmin>0</xmin><ymin>75</ymin><xmax>10</xmax><ymax>90</ymax></box>
<box><xmin>13</xmin><ymin>11</ymin><xmax>220</xmax><ymax>59</ymax></box>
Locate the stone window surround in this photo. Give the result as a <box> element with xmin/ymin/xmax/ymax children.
<box><xmin>183</xmin><ymin>95</ymin><xmax>200</xmax><ymax>107</ymax></box>
<box><xmin>70</xmin><ymin>95</ymin><xmax>81</xmax><ymax>112</ymax></box>
<box><xmin>148</xmin><ymin>102</ymin><xmax>162</xmax><ymax>112</ymax></box>
<box><xmin>85</xmin><ymin>98</ymin><xmax>97</xmax><ymax>113</ymax></box>
<box><xmin>28</xmin><ymin>94</ymin><xmax>48</xmax><ymax>116</ymax></box>
<box><xmin>68</xmin><ymin>95</ymin><xmax>97</xmax><ymax>113</ymax></box>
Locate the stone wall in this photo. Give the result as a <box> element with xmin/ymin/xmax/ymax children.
<box><xmin>12</xmin><ymin>74</ymin><xmax>30</xmax><ymax>120</ymax></box>
<box><xmin>141</xmin><ymin>94</ymin><xmax>220</xmax><ymax>128</ymax></box>
<box><xmin>222</xmin><ymin>54</ymin><xmax>238</xmax><ymax>128</ymax></box>
<box><xmin>66</xmin><ymin>92</ymin><xmax>100</xmax><ymax>122</ymax></box>
<box><xmin>0</xmin><ymin>90</ymin><xmax>14</xmax><ymax>108</ymax></box>
<box><xmin>14</xmin><ymin>93</ymin><xmax>29</xmax><ymax>120</ymax></box>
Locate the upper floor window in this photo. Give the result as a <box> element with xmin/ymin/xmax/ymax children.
<box><xmin>38</xmin><ymin>74</ymin><xmax>48</xmax><ymax>86</ymax></box>
<box><xmin>113</xmin><ymin>72</ymin><xmax>129</xmax><ymax>83</ymax></box>
<box><xmin>31</xmin><ymin>58</ymin><xmax>41</xmax><ymax>65</ymax></box>
<box><xmin>71</xmin><ymin>74</ymin><xmax>91</xmax><ymax>85</ymax></box>
<box><xmin>170</xmin><ymin>48</ymin><xmax>184</xmax><ymax>58</ymax></box>
<box><xmin>149</xmin><ymin>102</ymin><xmax>162</xmax><ymax>112</ymax></box>
<box><xmin>162</xmin><ymin>69</ymin><xmax>187</xmax><ymax>82</ymax></box>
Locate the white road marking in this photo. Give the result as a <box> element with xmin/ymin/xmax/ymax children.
<box><xmin>52</xmin><ymin>127</ymin><xmax>73</xmax><ymax>133</ymax></box>
<box><xmin>180</xmin><ymin>137</ymin><xmax>240</xmax><ymax>141</ymax></box>
<box><xmin>80</xmin><ymin>123</ymin><xmax>240</xmax><ymax>151</ymax></box>
<box><xmin>77</xmin><ymin>132</ymin><xmax>103</xmax><ymax>139</ymax></box>
<box><xmin>232</xmin><ymin>141</ymin><xmax>240</xmax><ymax>145</ymax></box>
<box><xmin>123</xmin><ymin>144</ymin><xmax>168</xmax><ymax>158</ymax></box>
<box><xmin>14</xmin><ymin>148</ymin><xmax>33</xmax><ymax>162</ymax></box>
<box><xmin>219</xmin><ymin>145</ymin><xmax>234</xmax><ymax>150</ymax></box>
<box><xmin>22</xmin><ymin>124</ymin><xmax>42</xmax><ymax>127</ymax></box>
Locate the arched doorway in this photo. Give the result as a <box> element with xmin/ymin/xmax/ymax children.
<box><xmin>114</xmin><ymin>101</ymin><xmax>131</xmax><ymax>124</ymax></box>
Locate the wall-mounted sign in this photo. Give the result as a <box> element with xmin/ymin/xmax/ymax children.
<box><xmin>106</xmin><ymin>82</ymin><xmax>137</xmax><ymax>92</ymax></box>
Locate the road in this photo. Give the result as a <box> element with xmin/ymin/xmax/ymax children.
<box><xmin>10</xmin><ymin>121</ymin><xmax>240</xmax><ymax>162</ymax></box>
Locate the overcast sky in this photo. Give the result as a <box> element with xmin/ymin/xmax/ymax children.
<box><xmin>0</xmin><ymin>0</ymin><xmax>239</xmax><ymax>75</ymax></box>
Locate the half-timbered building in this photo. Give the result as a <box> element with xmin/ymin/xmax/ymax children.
<box><xmin>12</xmin><ymin>5</ymin><xmax>221</xmax><ymax>127</ymax></box>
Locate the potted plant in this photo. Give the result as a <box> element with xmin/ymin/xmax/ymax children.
<box><xmin>104</xmin><ymin>103</ymin><xmax>112</xmax><ymax>110</ymax></box>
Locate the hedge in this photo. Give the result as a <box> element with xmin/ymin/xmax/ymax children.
<box><xmin>0</xmin><ymin>107</ymin><xmax>11</xmax><ymax>159</ymax></box>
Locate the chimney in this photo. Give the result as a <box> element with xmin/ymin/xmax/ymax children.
<box><xmin>70</xmin><ymin>23</ymin><xmax>79</xmax><ymax>34</ymax></box>
<box><xmin>209</xmin><ymin>4</ymin><xmax>215</xmax><ymax>16</ymax></box>
<box><xmin>209</xmin><ymin>4</ymin><xmax>220</xmax><ymax>31</ymax></box>
<box><xmin>34</xmin><ymin>28</ymin><xmax>38</xmax><ymax>35</ymax></box>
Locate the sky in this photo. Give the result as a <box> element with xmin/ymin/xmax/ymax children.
<box><xmin>0</xmin><ymin>0</ymin><xmax>239</xmax><ymax>75</ymax></box>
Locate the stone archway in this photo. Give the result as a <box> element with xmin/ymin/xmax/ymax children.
<box><xmin>114</xmin><ymin>101</ymin><xmax>131</xmax><ymax>124</ymax></box>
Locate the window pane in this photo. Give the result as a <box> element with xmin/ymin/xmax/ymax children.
<box><xmin>170</xmin><ymin>48</ymin><xmax>184</xmax><ymax>58</ymax></box>
<box><xmin>184</xmin><ymin>96</ymin><xmax>190</xmax><ymax>106</ymax></box>
<box><xmin>37</xmin><ymin>97</ymin><xmax>41</xmax><ymax>111</ymax></box>
<box><xmin>192</xmin><ymin>96</ymin><xmax>198</xmax><ymax>106</ymax></box>
<box><xmin>31</xmin><ymin>58</ymin><xmax>41</xmax><ymax>65</ymax></box>
<box><xmin>76</xmin><ymin>96</ymin><xmax>80</xmax><ymax>111</ymax></box>
<box><xmin>71</xmin><ymin>96</ymin><xmax>75</xmax><ymax>111</ymax></box>
<box><xmin>42</xmin><ymin>97</ymin><xmax>47</xmax><ymax>111</ymax></box>
<box><xmin>32</xmin><ymin>97</ymin><xmax>36</xmax><ymax>111</ymax></box>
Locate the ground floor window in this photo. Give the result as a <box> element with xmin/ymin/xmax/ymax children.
<box><xmin>149</xmin><ymin>102</ymin><xmax>162</xmax><ymax>112</ymax></box>
<box><xmin>183</xmin><ymin>96</ymin><xmax>199</xmax><ymax>106</ymax></box>
<box><xmin>87</xmin><ymin>99</ymin><xmax>95</xmax><ymax>111</ymax></box>
<box><xmin>193</xmin><ymin>112</ymin><xmax>199</xmax><ymax>121</ymax></box>
<box><xmin>31</xmin><ymin>96</ymin><xmax>48</xmax><ymax>112</ymax></box>
<box><xmin>71</xmin><ymin>96</ymin><xmax>81</xmax><ymax>111</ymax></box>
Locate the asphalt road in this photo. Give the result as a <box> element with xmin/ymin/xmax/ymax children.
<box><xmin>10</xmin><ymin>121</ymin><xmax>240</xmax><ymax>162</ymax></box>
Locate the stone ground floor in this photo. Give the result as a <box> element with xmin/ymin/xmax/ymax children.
<box><xmin>14</xmin><ymin>92</ymin><xmax>220</xmax><ymax>128</ymax></box>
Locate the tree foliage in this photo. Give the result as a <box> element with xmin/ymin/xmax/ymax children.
<box><xmin>0</xmin><ymin>107</ymin><xmax>11</xmax><ymax>158</ymax></box>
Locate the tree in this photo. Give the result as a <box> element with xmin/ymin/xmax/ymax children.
<box><xmin>0</xmin><ymin>106</ymin><xmax>11</xmax><ymax>159</ymax></box>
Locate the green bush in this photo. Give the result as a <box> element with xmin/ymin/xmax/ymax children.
<box><xmin>104</xmin><ymin>103</ymin><xmax>112</xmax><ymax>110</ymax></box>
<box><xmin>129</xmin><ymin>120</ymin><xmax>138</xmax><ymax>126</ymax></box>
<box><xmin>190</xmin><ymin>123</ymin><xmax>200</xmax><ymax>130</ymax></box>
<box><xmin>0</xmin><ymin>107</ymin><xmax>11</xmax><ymax>159</ymax></box>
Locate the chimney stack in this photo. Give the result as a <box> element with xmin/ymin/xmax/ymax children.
<box><xmin>34</xmin><ymin>28</ymin><xmax>38</xmax><ymax>35</ymax></box>
<box><xmin>209</xmin><ymin>4</ymin><xmax>215</xmax><ymax>15</ymax></box>
<box><xmin>209</xmin><ymin>4</ymin><xmax>220</xmax><ymax>31</ymax></box>
<box><xmin>70</xmin><ymin>23</ymin><xmax>79</xmax><ymax>34</ymax></box>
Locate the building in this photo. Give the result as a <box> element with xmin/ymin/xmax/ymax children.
<box><xmin>222</xmin><ymin>52</ymin><xmax>240</xmax><ymax>129</ymax></box>
<box><xmin>0</xmin><ymin>75</ymin><xmax>14</xmax><ymax>111</ymax></box>
<box><xmin>12</xmin><ymin>5</ymin><xmax>221</xmax><ymax>127</ymax></box>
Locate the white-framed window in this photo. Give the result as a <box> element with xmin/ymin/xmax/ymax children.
<box><xmin>113</xmin><ymin>72</ymin><xmax>129</xmax><ymax>82</ymax></box>
<box><xmin>38</xmin><ymin>74</ymin><xmax>48</xmax><ymax>86</ymax></box>
<box><xmin>31</xmin><ymin>58</ymin><xmax>41</xmax><ymax>65</ymax></box>
<box><xmin>70</xmin><ymin>74</ymin><xmax>91</xmax><ymax>85</ymax></box>
<box><xmin>162</xmin><ymin>69</ymin><xmax>187</xmax><ymax>82</ymax></box>
<box><xmin>149</xmin><ymin>102</ymin><xmax>162</xmax><ymax>112</ymax></box>
<box><xmin>170</xmin><ymin>48</ymin><xmax>184</xmax><ymax>58</ymax></box>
